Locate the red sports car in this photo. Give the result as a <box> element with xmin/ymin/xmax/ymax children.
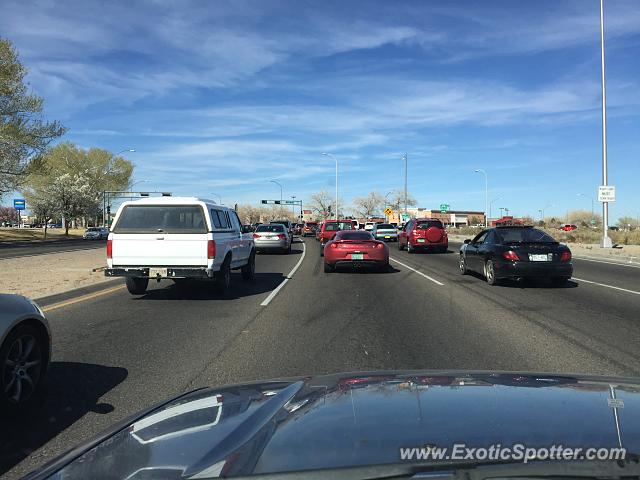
<box><xmin>323</xmin><ymin>230</ymin><xmax>389</xmax><ymax>272</ymax></box>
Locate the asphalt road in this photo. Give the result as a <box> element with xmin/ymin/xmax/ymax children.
<box><xmin>0</xmin><ymin>239</ymin><xmax>104</xmax><ymax>259</ymax></box>
<box><xmin>2</xmin><ymin>237</ymin><xmax>640</xmax><ymax>478</ymax></box>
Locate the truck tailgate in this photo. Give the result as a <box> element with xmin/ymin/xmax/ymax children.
<box><xmin>111</xmin><ymin>233</ymin><xmax>209</xmax><ymax>266</ymax></box>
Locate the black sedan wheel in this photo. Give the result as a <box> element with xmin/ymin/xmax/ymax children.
<box><xmin>484</xmin><ymin>260</ymin><xmax>499</xmax><ymax>286</ymax></box>
<box><xmin>1</xmin><ymin>325</ymin><xmax>45</xmax><ymax>405</ymax></box>
<box><xmin>459</xmin><ymin>255</ymin><xmax>468</xmax><ymax>275</ymax></box>
<box><xmin>324</xmin><ymin>262</ymin><xmax>334</xmax><ymax>273</ymax></box>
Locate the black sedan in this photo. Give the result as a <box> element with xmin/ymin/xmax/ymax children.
<box><xmin>459</xmin><ymin>226</ymin><xmax>572</xmax><ymax>285</ymax></box>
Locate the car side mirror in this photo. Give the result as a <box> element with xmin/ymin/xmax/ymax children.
<box><xmin>464</xmin><ymin>239</ymin><xmax>471</xmax><ymax>244</ymax></box>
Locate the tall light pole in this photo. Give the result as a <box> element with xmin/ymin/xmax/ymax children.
<box><xmin>270</xmin><ymin>180</ymin><xmax>283</xmax><ymax>216</ymax></box>
<box><xmin>322</xmin><ymin>153</ymin><xmax>338</xmax><ymax>220</ymax></box>
<box><xmin>474</xmin><ymin>169</ymin><xmax>488</xmax><ymax>227</ymax></box>
<box><xmin>402</xmin><ymin>153</ymin><xmax>408</xmax><ymax>216</ymax></box>
<box><xmin>210</xmin><ymin>193</ymin><xmax>222</xmax><ymax>204</ymax></box>
<box><xmin>489</xmin><ymin>197</ymin><xmax>502</xmax><ymax>222</ymax></box>
<box><xmin>578</xmin><ymin>193</ymin><xmax>594</xmax><ymax>225</ymax></box>
<box><xmin>291</xmin><ymin>195</ymin><xmax>297</xmax><ymax>218</ymax></box>
<box><xmin>599</xmin><ymin>0</ymin><xmax>612</xmax><ymax>248</ymax></box>
<box><xmin>104</xmin><ymin>148</ymin><xmax>135</xmax><ymax>227</ymax></box>
<box><xmin>384</xmin><ymin>191</ymin><xmax>393</xmax><ymax>221</ymax></box>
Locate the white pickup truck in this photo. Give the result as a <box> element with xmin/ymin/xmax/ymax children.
<box><xmin>105</xmin><ymin>197</ymin><xmax>255</xmax><ymax>295</ymax></box>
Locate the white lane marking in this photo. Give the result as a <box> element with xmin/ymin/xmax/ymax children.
<box><xmin>573</xmin><ymin>256</ymin><xmax>640</xmax><ymax>269</ymax></box>
<box><xmin>389</xmin><ymin>257</ymin><xmax>445</xmax><ymax>286</ymax></box>
<box><xmin>572</xmin><ymin>277</ymin><xmax>640</xmax><ymax>296</ymax></box>
<box><xmin>260</xmin><ymin>241</ymin><xmax>307</xmax><ymax>306</ymax></box>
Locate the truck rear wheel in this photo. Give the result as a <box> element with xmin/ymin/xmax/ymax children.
<box><xmin>215</xmin><ymin>258</ymin><xmax>231</xmax><ymax>293</ymax></box>
<box><xmin>241</xmin><ymin>251</ymin><xmax>255</xmax><ymax>281</ymax></box>
<box><xmin>125</xmin><ymin>277</ymin><xmax>148</xmax><ymax>295</ymax></box>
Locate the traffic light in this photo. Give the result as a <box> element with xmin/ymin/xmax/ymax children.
<box><xmin>327</xmin><ymin>205</ymin><xmax>332</xmax><ymax>213</ymax></box>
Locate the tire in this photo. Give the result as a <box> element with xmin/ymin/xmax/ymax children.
<box><xmin>407</xmin><ymin>242</ymin><xmax>414</xmax><ymax>254</ymax></box>
<box><xmin>439</xmin><ymin>247</ymin><xmax>448</xmax><ymax>253</ymax></box>
<box><xmin>324</xmin><ymin>262</ymin><xmax>334</xmax><ymax>273</ymax></box>
<box><xmin>484</xmin><ymin>260</ymin><xmax>499</xmax><ymax>286</ymax></box>
<box><xmin>241</xmin><ymin>251</ymin><xmax>255</xmax><ymax>281</ymax></box>
<box><xmin>398</xmin><ymin>240</ymin><xmax>404</xmax><ymax>251</ymax></box>
<box><xmin>320</xmin><ymin>244</ymin><xmax>324</xmax><ymax>257</ymax></box>
<box><xmin>125</xmin><ymin>277</ymin><xmax>148</xmax><ymax>295</ymax></box>
<box><xmin>0</xmin><ymin>324</ymin><xmax>46</xmax><ymax>406</ymax></box>
<box><xmin>459</xmin><ymin>255</ymin><xmax>468</xmax><ymax>275</ymax></box>
<box><xmin>215</xmin><ymin>257</ymin><xmax>231</xmax><ymax>293</ymax></box>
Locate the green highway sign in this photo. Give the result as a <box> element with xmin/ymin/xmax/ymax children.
<box><xmin>440</xmin><ymin>203</ymin><xmax>450</xmax><ymax>213</ymax></box>
<box><xmin>261</xmin><ymin>200</ymin><xmax>302</xmax><ymax>205</ymax></box>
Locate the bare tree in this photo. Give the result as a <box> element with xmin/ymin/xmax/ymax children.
<box><xmin>387</xmin><ymin>189</ymin><xmax>417</xmax><ymax>212</ymax></box>
<box><xmin>308</xmin><ymin>191</ymin><xmax>333</xmax><ymax>219</ymax></box>
<box><xmin>353</xmin><ymin>191</ymin><xmax>384</xmax><ymax>218</ymax></box>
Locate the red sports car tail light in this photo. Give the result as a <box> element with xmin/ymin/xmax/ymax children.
<box><xmin>502</xmin><ymin>250</ymin><xmax>520</xmax><ymax>261</ymax></box>
<box><xmin>375</xmin><ymin>242</ymin><xmax>385</xmax><ymax>249</ymax></box>
<box><xmin>330</xmin><ymin>243</ymin><xmax>338</xmax><ymax>248</ymax></box>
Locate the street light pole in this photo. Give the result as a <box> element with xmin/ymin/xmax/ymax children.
<box><xmin>291</xmin><ymin>195</ymin><xmax>296</xmax><ymax>217</ymax></box>
<box><xmin>270</xmin><ymin>180</ymin><xmax>283</xmax><ymax>216</ymax></box>
<box><xmin>402</xmin><ymin>153</ymin><xmax>408</xmax><ymax>216</ymax></box>
<box><xmin>578</xmin><ymin>193</ymin><xmax>594</xmax><ymax>225</ymax></box>
<box><xmin>384</xmin><ymin>192</ymin><xmax>392</xmax><ymax>222</ymax></box>
<box><xmin>104</xmin><ymin>148</ymin><xmax>135</xmax><ymax>227</ymax></box>
<box><xmin>600</xmin><ymin>0</ymin><xmax>612</xmax><ymax>248</ymax></box>
<box><xmin>322</xmin><ymin>153</ymin><xmax>338</xmax><ymax>220</ymax></box>
<box><xmin>474</xmin><ymin>169</ymin><xmax>488</xmax><ymax>227</ymax></box>
<box><xmin>489</xmin><ymin>197</ymin><xmax>502</xmax><ymax>223</ymax></box>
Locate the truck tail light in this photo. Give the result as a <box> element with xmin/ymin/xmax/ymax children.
<box><xmin>502</xmin><ymin>250</ymin><xmax>520</xmax><ymax>261</ymax></box>
<box><xmin>560</xmin><ymin>251</ymin><xmax>572</xmax><ymax>262</ymax></box>
<box><xmin>106</xmin><ymin>239</ymin><xmax>112</xmax><ymax>259</ymax></box>
<box><xmin>207</xmin><ymin>239</ymin><xmax>216</xmax><ymax>259</ymax></box>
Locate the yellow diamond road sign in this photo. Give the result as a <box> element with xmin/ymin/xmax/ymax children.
<box><xmin>384</xmin><ymin>208</ymin><xmax>393</xmax><ymax>216</ymax></box>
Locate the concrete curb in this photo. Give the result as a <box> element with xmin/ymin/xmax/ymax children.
<box><xmin>34</xmin><ymin>278</ymin><xmax>122</xmax><ymax>307</ymax></box>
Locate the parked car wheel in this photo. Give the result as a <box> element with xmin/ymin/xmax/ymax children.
<box><xmin>0</xmin><ymin>324</ymin><xmax>46</xmax><ymax>406</ymax></box>
<box><xmin>125</xmin><ymin>277</ymin><xmax>148</xmax><ymax>295</ymax></box>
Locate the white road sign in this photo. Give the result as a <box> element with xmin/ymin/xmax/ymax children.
<box><xmin>597</xmin><ymin>186</ymin><xmax>616</xmax><ymax>202</ymax></box>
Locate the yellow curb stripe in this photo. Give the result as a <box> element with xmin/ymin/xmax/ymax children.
<box><xmin>42</xmin><ymin>285</ymin><xmax>125</xmax><ymax>312</ymax></box>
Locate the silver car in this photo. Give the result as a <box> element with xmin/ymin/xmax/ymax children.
<box><xmin>0</xmin><ymin>294</ymin><xmax>51</xmax><ymax>406</ymax></box>
<box><xmin>83</xmin><ymin>227</ymin><xmax>108</xmax><ymax>240</ymax></box>
<box><xmin>253</xmin><ymin>224</ymin><xmax>292</xmax><ymax>254</ymax></box>
<box><xmin>371</xmin><ymin>223</ymin><xmax>398</xmax><ymax>242</ymax></box>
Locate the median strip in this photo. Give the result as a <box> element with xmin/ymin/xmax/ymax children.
<box><xmin>260</xmin><ymin>241</ymin><xmax>307</xmax><ymax>306</ymax></box>
<box><xmin>389</xmin><ymin>257</ymin><xmax>445</xmax><ymax>286</ymax></box>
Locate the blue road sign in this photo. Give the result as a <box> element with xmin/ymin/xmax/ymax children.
<box><xmin>13</xmin><ymin>199</ymin><xmax>26</xmax><ymax>210</ymax></box>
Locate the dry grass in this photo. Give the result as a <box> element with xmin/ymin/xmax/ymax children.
<box><xmin>0</xmin><ymin>227</ymin><xmax>85</xmax><ymax>242</ymax></box>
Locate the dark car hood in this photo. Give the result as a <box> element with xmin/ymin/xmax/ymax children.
<box><xmin>30</xmin><ymin>371</ymin><xmax>640</xmax><ymax>479</ymax></box>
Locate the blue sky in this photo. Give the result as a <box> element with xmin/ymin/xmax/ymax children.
<box><xmin>2</xmin><ymin>0</ymin><xmax>640</xmax><ymax>220</ymax></box>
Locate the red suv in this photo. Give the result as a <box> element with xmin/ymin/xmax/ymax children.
<box><xmin>398</xmin><ymin>218</ymin><xmax>448</xmax><ymax>253</ymax></box>
<box><xmin>319</xmin><ymin>220</ymin><xmax>355</xmax><ymax>255</ymax></box>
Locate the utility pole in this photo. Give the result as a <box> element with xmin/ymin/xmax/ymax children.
<box><xmin>403</xmin><ymin>153</ymin><xmax>408</xmax><ymax>216</ymax></box>
<box><xmin>600</xmin><ymin>0</ymin><xmax>612</xmax><ymax>248</ymax></box>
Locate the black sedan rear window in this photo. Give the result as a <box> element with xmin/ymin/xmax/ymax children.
<box><xmin>416</xmin><ymin>220</ymin><xmax>443</xmax><ymax>229</ymax></box>
<box><xmin>113</xmin><ymin>205</ymin><xmax>207</xmax><ymax>233</ymax></box>
<box><xmin>375</xmin><ymin>224</ymin><xmax>394</xmax><ymax>229</ymax></box>
<box><xmin>497</xmin><ymin>228</ymin><xmax>557</xmax><ymax>244</ymax></box>
<box><xmin>256</xmin><ymin>225</ymin><xmax>285</xmax><ymax>233</ymax></box>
